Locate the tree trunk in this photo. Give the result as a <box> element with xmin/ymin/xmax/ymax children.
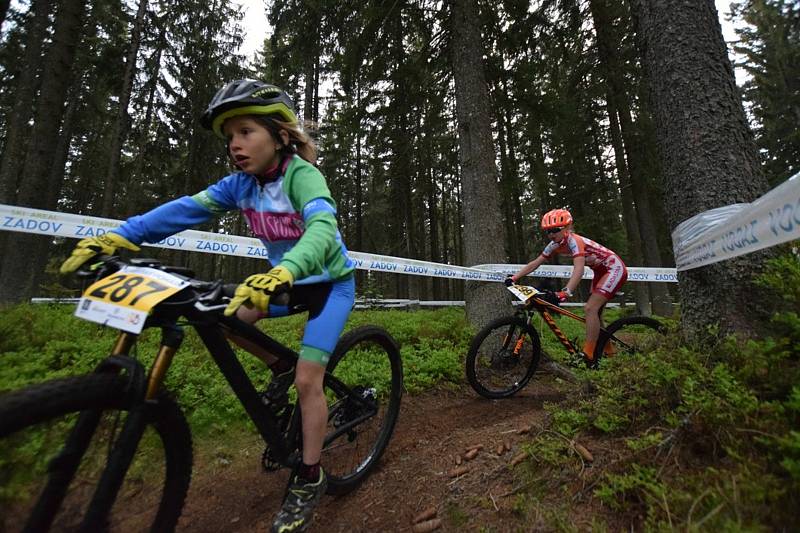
<box><xmin>0</xmin><ymin>0</ymin><xmax>10</xmax><ymax>28</ymax></box>
<box><xmin>131</xmin><ymin>26</ymin><xmax>166</xmax><ymax>212</ymax></box>
<box><xmin>0</xmin><ymin>0</ymin><xmax>87</xmax><ymax>304</ymax></box>
<box><xmin>450</xmin><ymin>0</ymin><xmax>508</xmax><ymax>328</ymax></box>
<box><xmin>0</xmin><ymin>0</ymin><xmax>52</xmax><ymax>205</ymax></box>
<box><xmin>100</xmin><ymin>0</ymin><xmax>148</xmax><ymax>216</ymax></box>
<box><xmin>607</xmin><ymin>102</ymin><xmax>651</xmax><ymax>315</ymax></box>
<box><xmin>632</xmin><ymin>0</ymin><xmax>773</xmax><ymax>339</ymax></box>
<box><xmin>589</xmin><ymin>0</ymin><xmax>650</xmax><ymax>314</ymax></box>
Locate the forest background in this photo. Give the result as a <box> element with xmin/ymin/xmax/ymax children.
<box><xmin>0</xmin><ymin>0</ymin><xmax>798</xmax><ymax>335</ymax></box>
<box><xmin>1</xmin><ymin>1</ymin><xmax>799</xmax><ymax>529</ymax></box>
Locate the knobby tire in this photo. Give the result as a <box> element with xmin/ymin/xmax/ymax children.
<box><xmin>0</xmin><ymin>373</ymin><xmax>192</xmax><ymax>532</ymax></box>
<box><xmin>466</xmin><ymin>315</ymin><xmax>542</xmax><ymax>399</ymax></box>
<box><xmin>322</xmin><ymin>326</ymin><xmax>403</xmax><ymax>495</ymax></box>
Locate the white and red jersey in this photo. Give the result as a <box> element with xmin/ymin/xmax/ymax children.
<box><xmin>541</xmin><ymin>232</ymin><xmax>621</xmax><ymax>272</ymax></box>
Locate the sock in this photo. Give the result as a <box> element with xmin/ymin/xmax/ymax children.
<box><xmin>297</xmin><ymin>462</ymin><xmax>321</xmax><ymax>483</ymax></box>
<box><xmin>582</xmin><ymin>340</ymin><xmax>597</xmax><ymax>360</ymax></box>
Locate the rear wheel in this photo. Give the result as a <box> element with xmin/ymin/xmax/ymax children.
<box><xmin>0</xmin><ymin>373</ymin><xmax>192</xmax><ymax>532</ymax></box>
<box><xmin>321</xmin><ymin>326</ymin><xmax>403</xmax><ymax>495</ymax></box>
<box><xmin>594</xmin><ymin>315</ymin><xmax>666</xmax><ymax>364</ymax></box>
<box><xmin>466</xmin><ymin>315</ymin><xmax>542</xmax><ymax>399</ymax></box>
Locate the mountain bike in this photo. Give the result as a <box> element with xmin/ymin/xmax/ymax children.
<box><xmin>0</xmin><ymin>256</ymin><xmax>403</xmax><ymax>532</ymax></box>
<box><xmin>465</xmin><ymin>283</ymin><xmax>664</xmax><ymax>399</ymax></box>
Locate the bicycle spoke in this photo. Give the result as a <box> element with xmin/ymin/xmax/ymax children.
<box><xmin>321</xmin><ymin>327</ymin><xmax>402</xmax><ymax>495</ymax></box>
<box><xmin>466</xmin><ymin>316</ymin><xmax>541</xmax><ymax>399</ymax></box>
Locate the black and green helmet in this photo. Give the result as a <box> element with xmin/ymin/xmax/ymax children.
<box><xmin>201</xmin><ymin>79</ymin><xmax>298</xmax><ymax>138</ymax></box>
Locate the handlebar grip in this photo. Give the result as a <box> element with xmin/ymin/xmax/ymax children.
<box><xmin>221</xmin><ymin>284</ymin><xmax>290</xmax><ymax>307</ymax></box>
<box><xmin>222</xmin><ymin>283</ymin><xmax>239</xmax><ymax>298</ymax></box>
<box><xmin>273</xmin><ymin>292</ymin><xmax>290</xmax><ymax>306</ymax></box>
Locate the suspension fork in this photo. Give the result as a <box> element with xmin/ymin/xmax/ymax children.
<box><xmin>502</xmin><ymin>311</ymin><xmax>531</xmax><ymax>355</ymax></box>
<box><xmin>26</xmin><ymin>338</ymin><xmax>150</xmax><ymax>532</ymax></box>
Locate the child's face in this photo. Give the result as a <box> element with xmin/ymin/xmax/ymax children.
<box><xmin>223</xmin><ymin>116</ymin><xmax>286</xmax><ymax>175</ymax></box>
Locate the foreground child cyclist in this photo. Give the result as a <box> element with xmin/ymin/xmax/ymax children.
<box><xmin>60</xmin><ymin>80</ymin><xmax>355</xmax><ymax>533</ymax></box>
<box><xmin>507</xmin><ymin>209</ymin><xmax>628</xmax><ymax>365</ymax></box>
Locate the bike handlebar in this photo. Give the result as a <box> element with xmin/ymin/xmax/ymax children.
<box><xmin>77</xmin><ymin>255</ymin><xmax>291</xmax><ymax>311</ymax></box>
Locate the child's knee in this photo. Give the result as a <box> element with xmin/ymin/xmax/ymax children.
<box><xmin>584</xmin><ymin>303</ymin><xmax>601</xmax><ymax>316</ymax></box>
<box><xmin>294</xmin><ymin>366</ymin><xmax>324</xmax><ymax>397</ymax></box>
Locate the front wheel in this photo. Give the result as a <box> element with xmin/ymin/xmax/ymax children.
<box><xmin>0</xmin><ymin>373</ymin><xmax>192</xmax><ymax>532</ymax></box>
<box><xmin>321</xmin><ymin>326</ymin><xmax>403</xmax><ymax>495</ymax></box>
<box><xmin>594</xmin><ymin>315</ymin><xmax>666</xmax><ymax>364</ymax></box>
<box><xmin>465</xmin><ymin>315</ymin><xmax>542</xmax><ymax>399</ymax></box>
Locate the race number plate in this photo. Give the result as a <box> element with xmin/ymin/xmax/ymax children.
<box><xmin>506</xmin><ymin>284</ymin><xmax>540</xmax><ymax>303</ymax></box>
<box><xmin>74</xmin><ymin>266</ymin><xmax>189</xmax><ymax>334</ymax></box>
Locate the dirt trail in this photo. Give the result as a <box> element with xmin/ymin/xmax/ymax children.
<box><xmin>174</xmin><ymin>379</ymin><xmax>566</xmax><ymax>532</ymax></box>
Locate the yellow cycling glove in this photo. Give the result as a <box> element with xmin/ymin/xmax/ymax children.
<box><xmin>224</xmin><ymin>265</ymin><xmax>294</xmax><ymax>316</ymax></box>
<box><xmin>59</xmin><ymin>232</ymin><xmax>141</xmax><ymax>274</ymax></box>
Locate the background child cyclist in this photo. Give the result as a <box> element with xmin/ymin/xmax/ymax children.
<box><xmin>507</xmin><ymin>208</ymin><xmax>628</xmax><ymax>364</ymax></box>
<box><xmin>60</xmin><ymin>79</ymin><xmax>353</xmax><ymax>533</ymax></box>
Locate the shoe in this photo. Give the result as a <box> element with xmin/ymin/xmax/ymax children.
<box><xmin>271</xmin><ymin>469</ymin><xmax>328</xmax><ymax>533</ymax></box>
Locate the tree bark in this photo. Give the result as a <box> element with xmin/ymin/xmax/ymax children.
<box><xmin>589</xmin><ymin>0</ymin><xmax>651</xmax><ymax>314</ymax></box>
<box><xmin>101</xmin><ymin>0</ymin><xmax>149</xmax><ymax>216</ymax></box>
<box><xmin>0</xmin><ymin>0</ymin><xmax>52</xmax><ymax>205</ymax></box>
<box><xmin>0</xmin><ymin>0</ymin><xmax>87</xmax><ymax>304</ymax></box>
<box><xmin>0</xmin><ymin>0</ymin><xmax>10</xmax><ymax>29</ymax></box>
<box><xmin>632</xmin><ymin>0</ymin><xmax>773</xmax><ymax>339</ymax></box>
<box><xmin>450</xmin><ymin>0</ymin><xmax>508</xmax><ymax>328</ymax></box>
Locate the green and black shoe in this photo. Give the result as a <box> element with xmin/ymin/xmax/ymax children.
<box><xmin>271</xmin><ymin>469</ymin><xmax>327</xmax><ymax>533</ymax></box>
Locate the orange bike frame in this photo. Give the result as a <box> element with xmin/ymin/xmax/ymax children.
<box><xmin>523</xmin><ymin>296</ymin><xmax>586</xmax><ymax>355</ymax></box>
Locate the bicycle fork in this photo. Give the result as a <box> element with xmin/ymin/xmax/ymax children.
<box><xmin>503</xmin><ymin>329</ymin><xmax>526</xmax><ymax>355</ymax></box>
<box><xmin>27</xmin><ymin>328</ymin><xmax>182</xmax><ymax>531</ymax></box>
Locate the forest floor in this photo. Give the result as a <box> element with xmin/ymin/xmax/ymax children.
<box><xmin>163</xmin><ymin>373</ymin><xmax>606</xmax><ymax>533</ymax></box>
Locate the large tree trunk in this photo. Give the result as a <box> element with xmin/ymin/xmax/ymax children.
<box><xmin>0</xmin><ymin>0</ymin><xmax>87</xmax><ymax>304</ymax></box>
<box><xmin>632</xmin><ymin>0</ymin><xmax>772</xmax><ymax>339</ymax></box>
<box><xmin>450</xmin><ymin>0</ymin><xmax>507</xmax><ymax>328</ymax></box>
<box><xmin>100</xmin><ymin>0</ymin><xmax>148</xmax><ymax>216</ymax></box>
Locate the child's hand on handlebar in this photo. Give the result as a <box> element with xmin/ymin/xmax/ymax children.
<box><xmin>60</xmin><ymin>233</ymin><xmax>140</xmax><ymax>274</ymax></box>
<box><xmin>224</xmin><ymin>266</ymin><xmax>294</xmax><ymax>316</ymax></box>
<box><xmin>555</xmin><ymin>287</ymin><xmax>573</xmax><ymax>302</ymax></box>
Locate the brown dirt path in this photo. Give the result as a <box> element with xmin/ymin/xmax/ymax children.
<box><xmin>173</xmin><ymin>377</ymin><xmax>567</xmax><ymax>532</ymax></box>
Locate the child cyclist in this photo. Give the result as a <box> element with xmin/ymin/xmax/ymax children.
<box><xmin>507</xmin><ymin>208</ymin><xmax>628</xmax><ymax>365</ymax></box>
<box><xmin>60</xmin><ymin>80</ymin><xmax>354</xmax><ymax>533</ymax></box>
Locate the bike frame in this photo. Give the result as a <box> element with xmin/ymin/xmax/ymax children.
<box><xmin>520</xmin><ymin>295</ymin><xmax>590</xmax><ymax>356</ymax></box>
<box><xmin>101</xmin><ymin>299</ymin><xmax>367</xmax><ymax>471</ymax></box>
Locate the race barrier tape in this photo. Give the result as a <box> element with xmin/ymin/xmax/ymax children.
<box><xmin>672</xmin><ymin>172</ymin><xmax>800</xmax><ymax>271</ymax></box>
<box><xmin>0</xmin><ymin>204</ymin><xmax>678</xmax><ymax>282</ymax></box>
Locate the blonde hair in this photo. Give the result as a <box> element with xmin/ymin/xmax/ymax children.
<box><xmin>257</xmin><ymin>117</ymin><xmax>318</xmax><ymax>165</ymax></box>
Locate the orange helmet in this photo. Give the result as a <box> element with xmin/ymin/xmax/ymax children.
<box><xmin>540</xmin><ymin>209</ymin><xmax>573</xmax><ymax>230</ymax></box>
